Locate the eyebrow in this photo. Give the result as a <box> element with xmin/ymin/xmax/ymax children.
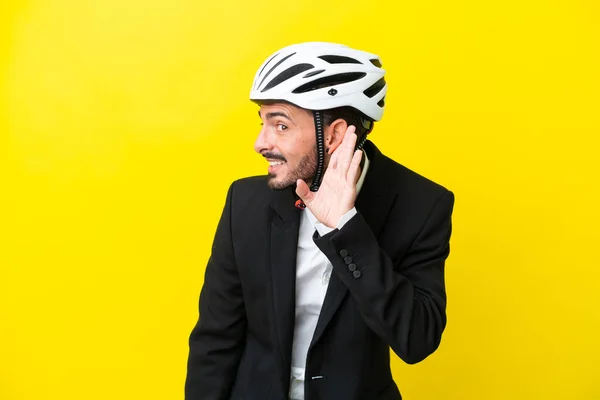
<box><xmin>258</xmin><ymin>110</ymin><xmax>292</xmax><ymax>121</ymax></box>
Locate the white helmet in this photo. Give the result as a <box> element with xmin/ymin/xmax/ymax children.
<box><xmin>250</xmin><ymin>42</ymin><xmax>386</xmax><ymax>121</ymax></box>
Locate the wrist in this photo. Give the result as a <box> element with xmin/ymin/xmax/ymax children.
<box><xmin>316</xmin><ymin>207</ymin><xmax>357</xmax><ymax>235</ymax></box>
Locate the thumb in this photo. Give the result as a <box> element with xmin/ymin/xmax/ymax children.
<box><xmin>295</xmin><ymin>179</ymin><xmax>315</xmax><ymax>204</ymax></box>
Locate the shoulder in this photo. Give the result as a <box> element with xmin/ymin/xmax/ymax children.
<box><xmin>224</xmin><ymin>175</ymin><xmax>274</xmax><ymax>209</ymax></box>
<box><xmin>388</xmin><ymin>157</ymin><xmax>452</xmax><ymax>201</ymax></box>
<box><xmin>365</xmin><ymin>141</ymin><xmax>455</xmax><ymax>213</ymax></box>
<box><xmin>367</xmin><ymin>142</ymin><xmax>451</xmax><ymax>192</ymax></box>
<box><xmin>230</xmin><ymin>175</ymin><xmax>269</xmax><ymax>193</ymax></box>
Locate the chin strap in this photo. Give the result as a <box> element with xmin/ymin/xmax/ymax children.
<box><xmin>295</xmin><ymin>111</ymin><xmax>326</xmax><ymax>209</ymax></box>
<box><xmin>310</xmin><ymin>110</ymin><xmax>326</xmax><ymax>192</ymax></box>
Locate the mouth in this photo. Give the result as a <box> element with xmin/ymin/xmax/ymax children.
<box><xmin>267</xmin><ymin>159</ymin><xmax>286</xmax><ymax>173</ymax></box>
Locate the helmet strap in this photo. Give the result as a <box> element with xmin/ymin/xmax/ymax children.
<box><xmin>294</xmin><ymin>110</ymin><xmax>325</xmax><ymax>209</ymax></box>
<box><xmin>310</xmin><ymin>110</ymin><xmax>326</xmax><ymax>192</ymax></box>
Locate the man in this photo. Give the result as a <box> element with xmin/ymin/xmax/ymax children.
<box><xmin>185</xmin><ymin>42</ymin><xmax>455</xmax><ymax>400</ymax></box>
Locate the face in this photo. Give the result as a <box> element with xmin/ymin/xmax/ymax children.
<box><xmin>254</xmin><ymin>102</ymin><xmax>318</xmax><ymax>190</ymax></box>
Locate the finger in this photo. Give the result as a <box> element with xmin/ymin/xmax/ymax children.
<box><xmin>328</xmin><ymin>134</ymin><xmax>348</xmax><ymax>171</ymax></box>
<box><xmin>295</xmin><ymin>179</ymin><xmax>315</xmax><ymax>204</ymax></box>
<box><xmin>346</xmin><ymin>149</ymin><xmax>363</xmax><ymax>184</ymax></box>
<box><xmin>343</xmin><ymin>125</ymin><xmax>357</xmax><ymax>149</ymax></box>
<box><xmin>329</xmin><ymin>147</ymin><xmax>339</xmax><ymax>170</ymax></box>
<box><xmin>337</xmin><ymin>126</ymin><xmax>357</xmax><ymax>173</ymax></box>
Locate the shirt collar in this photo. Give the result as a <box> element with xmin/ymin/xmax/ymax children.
<box><xmin>355</xmin><ymin>150</ymin><xmax>370</xmax><ymax>195</ymax></box>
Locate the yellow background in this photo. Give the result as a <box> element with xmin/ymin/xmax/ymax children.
<box><xmin>1</xmin><ymin>0</ymin><xmax>599</xmax><ymax>399</ymax></box>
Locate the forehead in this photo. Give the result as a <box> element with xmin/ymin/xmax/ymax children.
<box><xmin>258</xmin><ymin>102</ymin><xmax>311</xmax><ymax>119</ymax></box>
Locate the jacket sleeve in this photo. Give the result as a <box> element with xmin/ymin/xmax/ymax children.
<box><xmin>185</xmin><ymin>181</ymin><xmax>246</xmax><ymax>399</ymax></box>
<box><xmin>313</xmin><ymin>190</ymin><xmax>454</xmax><ymax>364</ymax></box>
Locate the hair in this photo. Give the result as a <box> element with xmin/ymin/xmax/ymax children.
<box><xmin>321</xmin><ymin>106</ymin><xmax>373</xmax><ymax>147</ymax></box>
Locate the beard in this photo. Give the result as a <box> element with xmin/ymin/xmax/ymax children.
<box><xmin>267</xmin><ymin>147</ymin><xmax>318</xmax><ymax>191</ymax></box>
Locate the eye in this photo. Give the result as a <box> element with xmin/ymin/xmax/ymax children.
<box><xmin>277</xmin><ymin>123</ymin><xmax>288</xmax><ymax>131</ymax></box>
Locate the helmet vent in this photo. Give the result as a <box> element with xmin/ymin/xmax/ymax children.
<box><xmin>318</xmin><ymin>55</ymin><xmax>362</xmax><ymax>64</ymax></box>
<box><xmin>258</xmin><ymin>53</ymin><xmax>279</xmax><ymax>80</ymax></box>
<box><xmin>261</xmin><ymin>64</ymin><xmax>314</xmax><ymax>92</ymax></box>
<box><xmin>363</xmin><ymin>78</ymin><xmax>386</xmax><ymax>98</ymax></box>
<box><xmin>377</xmin><ymin>97</ymin><xmax>385</xmax><ymax>107</ymax></box>
<box><xmin>292</xmin><ymin>72</ymin><xmax>367</xmax><ymax>93</ymax></box>
<box><xmin>258</xmin><ymin>52</ymin><xmax>296</xmax><ymax>90</ymax></box>
<box><xmin>370</xmin><ymin>59</ymin><xmax>383</xmax><ymax>68</ymax></box>
<box><xmin>303</xmin><ymin>69</ymin><xmax>326</xmax><ymax>78</ymax></box>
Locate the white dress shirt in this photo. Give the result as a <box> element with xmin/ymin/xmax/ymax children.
<box><xmin>289</xmin><ymin>153</ymin><xmax>371</xmax><ymax>400</ymax></box>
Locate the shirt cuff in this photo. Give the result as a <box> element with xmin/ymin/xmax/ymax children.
<box><xmin>314</xmin><ymin>207</ymin><xmax>357</xmax><ymax>236</ymax></box>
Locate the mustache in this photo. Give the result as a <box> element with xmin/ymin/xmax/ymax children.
<box><xmin>261</xmin><ymin>152</ymin><xmax>286</xmax><ymax>162</ymax></box>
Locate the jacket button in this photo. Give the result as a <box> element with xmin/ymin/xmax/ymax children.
<box><xmin>344</xmin><ymin>256</ymin><xmax>353</xmax><ymax>264</ymax></box>
<box><xmin>348</xmin><ymin>263</ymin><xmax>357</xmax><ymax>272</ymax></box>
<box><xmin>340</xmin><ymin>249</ymin><xmax>349</xmax><ymax>257</ymax></box>
<box><xmin>353</xmin><ymin>270</ymin><xmax>362</xmax><ymax>279</ymax></box>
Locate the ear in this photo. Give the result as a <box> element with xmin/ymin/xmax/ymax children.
<box><xmin>324</xmin><ymin>118</ymin><xmax>350</xmax><ymax>154</ymax></box>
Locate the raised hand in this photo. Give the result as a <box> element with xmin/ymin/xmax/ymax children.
<box><xmin>295</xmin><ymin>125</ymin><xmax>363</xmax><ymax>228</ymax></box>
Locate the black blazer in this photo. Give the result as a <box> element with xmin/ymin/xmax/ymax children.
<box><xmin>185</xmin><ymin>141</ymin><xmax>455</xmax><ymax>400</ymax></box>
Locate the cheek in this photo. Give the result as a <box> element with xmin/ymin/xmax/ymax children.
<box><xmin>287</xmin><ymin>142</ymin><xmax>313</xmax><ymax>166</ymax></box>
<box><xmin>292</xmin><ymin>133</ymin><xmax>315</xmax><ymax>154</ymax></box>
<box><xmin>276</xmin><ymin>128</ymin><xmax>314</xmax><ymax>164</ymax></box>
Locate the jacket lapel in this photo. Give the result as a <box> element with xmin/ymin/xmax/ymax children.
<box><xmin>309</xmin><ymin>141</ymin><xmax>397</xmax><ymax>350</ymax></box>
<box><xmin>268</xmin><ymin>187</ymin><xmax>301</xmax><ymax>394</ymax></box>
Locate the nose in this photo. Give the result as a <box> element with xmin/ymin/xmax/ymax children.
<box><xmin>254</xmin><ymin>125</ymin><xmax>272</xmax><ymax>155</ymax></box>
